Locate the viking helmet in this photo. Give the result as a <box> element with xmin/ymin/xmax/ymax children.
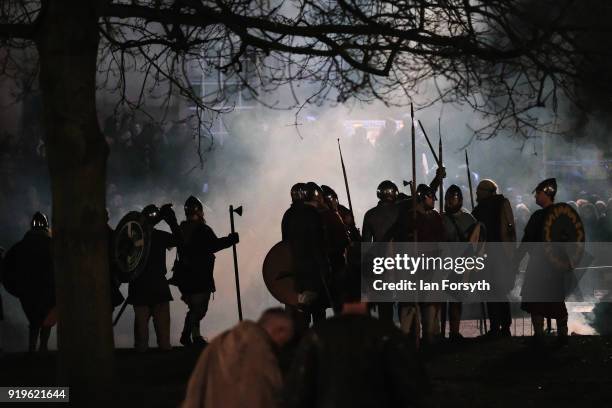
<box><xmin>416</xmin><ymin>184</ymin><xmax>437</xmax><ymax>202</ymax></box>
<box><xmin>142</xmin><ymin>204</ymin><xmax>162</xmax><ymax>225</ymax></box>
<box><xmin>533</xmin><ymin>178</ymin><xmax>557</xmax><ymax>198</ymax></box>
<box><xmin>184</xmin><ymin>195</ymin><xmax>203</xmax><ymax>216</ymax></box>
<box><xmin>320</xmin><ymin>185</ymin><xmax>339</xmax><ymax>210</ymax></box>
<box><xmin>305</xmin><ymin>182</ymin><xmax>324</xmax><ymax>203</ymax></box>
<box><xmin>445</xmin><ymin>184</ymin><xmax>463</xmax><ymax>213</ymax></box>
<box><xmin>477</xmin><ymin>179</ymin><xmax>498</xmax><ymax>194</ymax></box>
<box><xmin>290</xmin><ymin>183</ymin><xmax>308</xmax><ymax>203</ymax></box>
<box><xmin>31</xmin><ymin>211</ymin><xmax>49</xmax><ymax>230</ymax></box>
<box><xmin>376</xmin><ymin>180</ymin><xmax>399</xmax><ymax>201</ymax></box>
<box><xmin>445</xmin><ymin>184</ymin><xmax>463</xmax><ymax>201</ymax></box>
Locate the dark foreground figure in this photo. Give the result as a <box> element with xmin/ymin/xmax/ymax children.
<box><xmin>0</xmin><ymin>335</ymin><xmax>610</xmax><ymax>408</ymax></box>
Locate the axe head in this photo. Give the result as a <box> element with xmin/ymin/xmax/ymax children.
<box><xmin>233</xmin><ymin>206</ymin><xmax>243</xmax><ymax>216</ymax></box>
<box><xmin>402</xmin><ymin>180</ymin><xmax>411</xmax><ymax>187</ymax></box>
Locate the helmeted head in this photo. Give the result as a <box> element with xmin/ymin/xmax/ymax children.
<box><xmin>416</xmin><ymin>184</ymin><xmax>436</xmax><ymax>210</ymax></box>
<box><xmin>290</xmin><ymin>183</ymin><xmax>308</xmax><ymax>204</ymax></box>
<box><xmin>476</xmin><ymin>179</ymin><xmax>498</xmax><ymax>202</ymax></box>
<box><xmin>31</xmin><ymin>211</ymin><xmax>49</xmax><ymax>231</ymax></box>
<box><xmin>305</xmin><ymin>182</ymin><xmax>324</xmax><ymax>206</ymax></box>
<box><xmin>533</xmin><ymin>178</ymin><xmax>557</xmax><ymax>198</ymax></box>
<box><xmin>595</xmin><ymin>200</ymin><xmax>607</xmax><ymax>217</ymax></box>
<box><xmin>321</xmin><ymin>185</ymin><xmax>339</xmax><ymax>211</ymax></box>
<box><xmin>445</xmin><ymin>184</ymin><xmax>463</xmax><ymax>214</ymax></box>
<box><xmin>376</xmin><ymin>180</ymin><xmax>399</xmax><ymax>202</ymax></box>
<box><xmin>142</xmin><ymin>204</ymin><xmax>162</xmax><ymax>225</ymax></box>
<box><xmin>184</xmin><ymin>195</ymin><xmax>204</xmax><ymax>219</ymax></box>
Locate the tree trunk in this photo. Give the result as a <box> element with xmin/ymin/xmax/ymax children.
<box><xmin>37</xmin><ymin>1</ymin><xmax>114</xmax><ymax>402</ymax></box>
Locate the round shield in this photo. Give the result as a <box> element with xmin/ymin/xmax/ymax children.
<box><xmin>112</xmin><ymin>211</ymin><xmax>152</xmax><ymax>283</ymax></box>
<box><xmin>262</xmin><ymin>241</ymin><xmax>298</xmax><ymax>306</ymax></box>
<box><xmin>1</xmin><ymin>243</ymin><xmax>21</xmax><ymax>297</ymax></box>
<box><xmin>543</xmin><ymin>203</ymin><xmax>585</xmax><ymax>269</ymax></box>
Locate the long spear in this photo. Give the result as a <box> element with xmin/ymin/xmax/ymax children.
<box><xmin>411</xmin><ymin>103</ymin><xmax>417</xmax><ymax>240</ymax></box>
<box><xmin>438</xmin><ymin>134</ymin><xmax>443</xmax><ymax>214</ymax></box>
<box><xmin>337</xmin><ymin>138</ymin><xmax>354</xmax><ymax>218</ymax></box>
<box><xmin>418</xmin><ymin>120</ymin><xmax>439</xmax><ymax>164</ymax></box>
<box><xmin>465</xmin><ymin>150</ymin><xmax>474</xmax><ymax>210</ymax></box>
<box><xmin>465</xmin><ymin>150</ymin><xmax>487</xmax><ymax>334</ymax></box>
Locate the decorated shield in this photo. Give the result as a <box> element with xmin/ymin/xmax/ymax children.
<box><xmin>112</xmin><ymin>211</ymin><xmax>152</xmax><ymax>283</ymax></box>
<box><xmin>543</xmin><ymin>203</ymin><xmax>585</xmax><ymax>269</ymax></box>
<box><xmin>263</xmin><ymin>241</ymin><xmax>298</xmax><ymax>306</ymax></box>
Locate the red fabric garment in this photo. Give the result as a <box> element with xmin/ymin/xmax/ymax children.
<box><xmin>415</xmin><ymin>210</ymin><xmax>446</xmax><ymax>242</ymax></box>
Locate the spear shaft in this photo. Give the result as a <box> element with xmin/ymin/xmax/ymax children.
<box><xmin>337</xmin><ymin>138</ymin><xmax>354</xmax><ymax>217</ymax></box>
<box><xmin>439</xmin><ymin>135</ymin><xmax>443</xmax><ymax>214</ymax></box>
<box><xmin>418</xmin><ymin>120</ymin><xmax>440</xmax><ymax>165</ymax></box>
<box><xmin>465</xmin><ymin>150</ymin><xmax>475</xmax><ymax>211</ymax></box>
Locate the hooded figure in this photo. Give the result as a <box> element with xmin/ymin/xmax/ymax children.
<box><xmin>182</xmin><ymin>308</ymin><xmax>294</xmax><ymax>408</ymax></box>
<box><xmin>472</xmin><ymin>179</ymin><xmax>516</xmax><ymax>337</ymax></box>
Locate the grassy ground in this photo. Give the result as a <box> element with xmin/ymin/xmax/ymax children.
<box><xmin>0</xmin><ymin>336</ymin><xmax>611</xmax><ymax>407</ymax></box>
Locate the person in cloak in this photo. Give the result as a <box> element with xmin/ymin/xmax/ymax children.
<box><xmin>2</xmin><ymin>212</ymin><xmax>55</xmax><ymax>352</ymax></box>
<box><xmin>362</xmin><ymin>180</ymin><xmax>400</xmax><ymax>324</ymax></box>
<box><xmin>442</xmin><ymin>185</ymin><xmax>479</xmax><ymax>341</ymax></box>
<box><xmin>284</xmin><ymin>261</ymin><xmax>428</xmax><ymax>408</ymax></box>
<box><xmin>517</xmin><ymin>178</ymin><xmax>570</xmax><ymax>346</ymax></box>
<box><xmin>282</xmin><ymin>183</ymin><xmax>332</xmax><ymax>329</ymax></box>
<box><xmin>175</xmin><ymin>195</ymin><xmax>239</xmax><ymax>347</ymax></box>
<box><xmin>472</xmin><ymin>179</ymin><xmax>517</xmax><ymax>337</ymax></box>
<box><xmin>128</xmin><ymin>204</ymin><xmax>180</xmax><ymax>352</ymax></box>
<box><xmin>320</xmin><ymin>185</ymin><xmax>350</xmax><ymax>315</ymax></box>
<box><xmin>182</xmin><ymin>308</ymin><xmax>294</xmax><ymax>408</ymax></box>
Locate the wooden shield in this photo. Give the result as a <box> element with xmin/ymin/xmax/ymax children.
<box><xmin>543</xmin><ymin>202</ymin><xmax>585</xmax><ymax>268</ymax></box>
<box><xmin>262</xmin><ymin>241</ymin><xmax>298</xmax><ymax>306</ymax></box>
<box><xmin>1</xmin><ymin>243</ymin><xmax>21</xmax><ymax>297</ymax></box>
<box><xmin>112</xmin><ymin>211</ymin><xmax>152</xmax><ymax>283</ymax></box>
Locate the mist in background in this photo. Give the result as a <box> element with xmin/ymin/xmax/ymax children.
<box><xmin>2</xmin><ymin>68</ymin><xmax>611</xmax><ymax>352</ymax></box>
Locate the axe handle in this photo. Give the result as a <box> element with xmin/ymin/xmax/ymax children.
<box><xmin>230</xmin><ymin>206</ymin><xmax>243</xmax><ymax>322</ymax></box>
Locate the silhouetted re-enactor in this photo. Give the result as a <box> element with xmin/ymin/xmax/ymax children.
<box><xmin>284</xmin><ymin>265</ymin><xmax>428</xmax><ymax>408</ymax></box>
<box><xmin>442</xmin><ymin>185</ymin><xmax>479</xmax><ymax>341</ymax></box>
<box><xmin>182</xmin><ymin>308</ymin><xmax>294</xmax><ymax>408</ymax></box>
<box><xmin>128</xmin><ymin>204</ymin><xmax>181</xmax><ymax>352</ymax></box>
<box><xmin>282</xmin><ymin>183</ymin><xmax>332</xmax><ymax>330</ymax></box>
<box><xmin>2</xmin><ymin>212</ymin><xmax>55</xmax><ymax>352</ymax></box>
<box><xmin>173</xmin><ymin>195</ymin><xmax>238</xmax><ymax>346</ymax></box>
<box><xmin>472</xmin><ymin>179</ymin><xmax>517</xmax><ymax>337</ymax></box>
<box><xmin>517</xmin><ymin>178</ymin><xmax>570</xmax><ymax>346</ymax></box>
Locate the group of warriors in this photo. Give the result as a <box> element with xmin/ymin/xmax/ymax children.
<box><xmin>184</xmin><ymin>171</ymin><xmax>580</xmax><ymax>407</ymax></box>
<box><xmin>0</xmin><ymin>167</ymin><xmax>596</xmax><ymax>407</ymax></box>
<box><xmin>0</xmin><ymin>195</ymin><xmax>238</xmax><ymax>353</ymax></box>
<box><xmin>278</xmin><ymin>167</ymin><xmax>579</xmax><ymax>348</ymax></box>
<box><xmin>0</xmin><ymin>172</ymin><xmax>585</xmax><ymax>353</ymax></box>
